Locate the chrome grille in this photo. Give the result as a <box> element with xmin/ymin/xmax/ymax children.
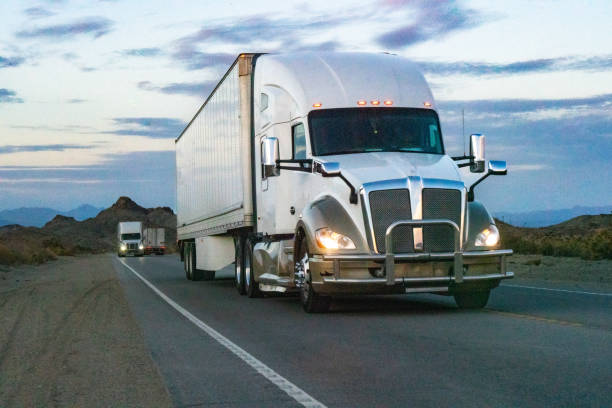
<box><xmin>369</xmin><ymin>189</ymin><xmax>413</xmax><ymax>253</ymax></box>
<box><xmin>128</xmin><ymin>243</ymin><xmax>138</xmax><ymax>250</ymax></box>
<box><xmin>422</xmin><ymin>188</ymin><xmax>461</xmax><ymax>252</ymax></box>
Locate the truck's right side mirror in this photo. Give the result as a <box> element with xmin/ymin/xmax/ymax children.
<box><xmin>261</xmin><ymin>137</ymin><xmax>280</xmax><ymax>178</ymax></box>
<box><xmin>469</xmin><ymin>134</ymin><xmax>486</xmax><ymax>173</ymax></box>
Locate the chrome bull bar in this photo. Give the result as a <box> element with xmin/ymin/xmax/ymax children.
<box><xmin>385</xmin><ymin>219</ymin><xmax>462</xmax><ymax>285</ymax></box>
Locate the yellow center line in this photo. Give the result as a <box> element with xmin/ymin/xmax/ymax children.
<box><xmin>485</xmin><ymin>309</ymin><xmax>584</xmax><ymax>328</ymax></box>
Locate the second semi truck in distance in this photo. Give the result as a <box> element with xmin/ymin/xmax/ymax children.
<box><xmin>175</xmin><ymin>52</ymin><xmax>513</xmax><ymax>313</ymax></box>
<box><xmin>117</xmin><ymin>221</ymin><xmax>144</xmax><ymax>257</ymax></box>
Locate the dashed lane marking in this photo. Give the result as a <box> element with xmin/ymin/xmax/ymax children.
<box><xmin>502</xmin><ymin>284</ymin><xmax>612</xmax><ymax>297</ymax></box>
<box><xmin>118</xmin><ymin>258</ymin><xmax>327</xmax><ymax>408</ymax></box>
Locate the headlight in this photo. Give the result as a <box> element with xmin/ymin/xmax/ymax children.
<box><xmin>475</xmin><ymin>225</ymin><xmax>500</xmax><ymax>247</ymax></box>
<box><xmin>315</xmin><ymin>228</ymin><xmax>356</xmax><ymax>249</ymax></box>
<box><xmin>120</xmin><ymin>244</ymin><xmax>127</xmax><ymax>251</ymax></box>
<box><xmin>139</xmin><ymin>243</ymin><xmax>144</xmax><ymax>250</ymax></box>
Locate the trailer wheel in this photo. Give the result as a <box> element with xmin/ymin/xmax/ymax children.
<box><xmin>234</xmin><ymin>236</ymin><xmax>246</xmax><ymax>295</ymax></box>
<box><xmin>244</xmin><ymin>239</ymin><xmax>261</xmax><ymax>298</ymax></box>
<box><xmin>454</xmin><ymin>290</ymin><xmax>490</xmax><ymax>309</ymax></box>
<box><xmin>296</xmin><ymin>235</ymin><xmax>330</xmax><ymax>313</ymax></box>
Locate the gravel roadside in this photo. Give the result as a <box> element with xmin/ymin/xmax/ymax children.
<box><xmin>0</xmin><ymin>254</ymin><xmax>172</xmax><ymax>408</ymax></box>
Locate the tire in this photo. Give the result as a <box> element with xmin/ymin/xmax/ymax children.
<box><xmin>244</xmin><ymin>238</ymin><xmax>261</xmax><ymax>298</ymax></box>
<box><xmin>184</xmin><ymin>244</ymin><xmax>193</xmax><ymax>281</ymax></box>
<box><xmin>296</xmin><ymin>234</ymin><xmax>330</xmax><ymax>313</ymax></box>
<box><xmin>234</xmin><ymin>236</ymin><xmax>246</xmax><ymax>295</ymax></box>
<box><xmin>454</xmin><ymin>290</ymin><xmax>490</xmax><ymax>309</ymax></box>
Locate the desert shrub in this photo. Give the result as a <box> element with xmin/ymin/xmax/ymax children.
<box><xmin>0</xmin><ymin>243</ymin><xmax>19</xmax><ymax>265</ymax></box>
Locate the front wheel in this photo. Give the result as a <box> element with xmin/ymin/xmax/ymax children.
<box><xmin>454</xmin><ymin>290</ymin><xmax>490</xmax><ymax>309</ymax></box>
<box><xmin>296</xmin><ymin>234</ymin><xmax>330</xmax><ymax>313</ymax></box>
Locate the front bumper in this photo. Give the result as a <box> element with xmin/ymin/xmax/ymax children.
<box><xmin>310</xmin><ymin>249</ymin><xmax>513</xmax><ymax>295</ymax></box>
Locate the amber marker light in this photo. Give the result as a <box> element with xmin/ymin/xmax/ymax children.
<box><xmin>384</xmin><ymin>100</ymin><xmax>393</xmax><ymax>106</ymax></box>
<box><xmin>357</xmin><ymin>100</ymin><xmax>367</xmax><ymax>106</ymax></box>
<box><xmin>423</xmin><ymin>101</ymin><xmax>432</xmax><ymax>108</ymax></box>
<box><xmin>371</xmin><ymin>100</ymin><xmax>380</xmax><ymax>106</ymax></box>
<box><xmin>312</xmin><ymin>103</ymin><xmax>322</xmax><ymax>108</ymax></box>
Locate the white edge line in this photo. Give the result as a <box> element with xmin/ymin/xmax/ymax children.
<box><xmin>503</xmin><ymin>283</ymin><xmax>612</xmax><ymax>297</ymax></box>
<box><xmin>118</xmin><ymin>258</ymin><xmax>327</xmax><ymax>408</ymax></box>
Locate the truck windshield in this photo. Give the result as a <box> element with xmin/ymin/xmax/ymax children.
<box><xmin>308</xmin><ymin>108</ymin><xmax>444</xmax><ymax>156</ymax></box>
<box><xmin>121</xmin><ymin>233</ymin><xmax>140</xmax><ymax>240</ymax></box>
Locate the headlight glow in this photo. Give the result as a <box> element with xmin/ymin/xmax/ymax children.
<box><xmin>475</xmin><ymin>225</ymin><xmax>500</xmax><ymax>247</ymax></box>
<box><xmin>315</xmin><ymin>228</ymin><xmax>356</xmax><ymax>250</ymax></box>
<box><xmin>139</xmin><ymin>243</ymin><xmax>144</xmax><ymax>250</ymax></box>
<box><xmin>120</xmin><ymin>244</ymin><xmax>127</xmax><ymax>251</ymax></box>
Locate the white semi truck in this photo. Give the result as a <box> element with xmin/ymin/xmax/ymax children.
<box><xmin>176</xmin><ymin>52</ymin><xmax>513</xmax><ymax>312</ymax></box>
<box><xmin>143</xmin><ymin>227</ymin><xmax>166</xmax><ymax>255</ymax></box>
<box><xmin>117</xmin><ymin>221</ymin><xmax>144</xmax><ymax>257</ymax></box>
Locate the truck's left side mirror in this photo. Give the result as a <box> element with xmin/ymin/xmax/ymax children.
<box><xmin>261</xmin><ymin>137</ymin><xmax>280</xmax><ymax>178</ymax></box>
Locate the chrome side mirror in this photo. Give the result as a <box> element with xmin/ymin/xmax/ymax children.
<box><xmin>488</xmin><ymin>160</ymin><xmax>507</xmax><ymax>175</ymax></box>
<box><xmin>469</xmin><ymin>134</ymin><xmax>486</xmax><ymax>173</ymax></box>
<box><xmin>318</xmin><ymin>162</ymin><xmax>340</xmax><ymax>177</ymax></box>
<box><xmin>261</xmin><ymin>137</ymin><xmax>280</xmax><ymax>178</ymax></box>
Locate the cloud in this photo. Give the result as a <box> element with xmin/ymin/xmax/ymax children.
<box><xmin>66</xmin><ymin>98</ymin><xmax>86</xmax><ymax>103</ymax></box>
<box><xmin>170</xmin><ymin>13</ymin><xmax>351</xmax><ymax>70</ymax></box>
<box><xmin>0</xmin><ymin>151</ymin><xmax>176</xmax><ymax>210</ymax></box>
<box><xmin>436</xmin><ymin>93</ymin><xmax>612</xmax><ymax>116</ymax></box>
<box><xmin>0</xmin><ymin>144</ymin><xmax>94</xmax><ymax>154</ymax></box>
<box><xmin>377</xmin><ymin>0</ymin><xmax>482</xmax><ymax>48</ymax></box>
<box><xmin>0</xmin><ymin>89</ymin><xmax>23</xmax><ymax>103</ymax></box>
<box><xmin>418</xmin><ymin>55</ymin><xmax>612</xmax><ymax>76</ymax></box>
<box><xmin>120</xmin><ymin>47</ymin><xmax>162</xmax><ymax>57</ymax></box>
<box><xmin>170</xmin><ymin>50</ymin><xmax>236</xmax><ymax>71</ymax></box>
<box><xmin>138</xmin><ymin>80</ymin><xmax>216</xmax><ymax>97</ymax></box>
<box><xmin>0</xmin><ymin>56</ymin><xmax>25</xmax><ymax>68</ymax></box>
<box><xmin>108</xmin><ymin>117</ymin><xmax>186</xmax><ymax>139</ymax></box>
<box><xmin>16</xmin><ymin>17</ymin><xmax>114</xmax><ymax>40</ymax></box>
<box><xmin>24</xmin><ymin>7</ymin><xmax>55</xmax><ymax>18</ymax></box>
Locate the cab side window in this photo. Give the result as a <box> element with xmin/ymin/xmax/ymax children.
<box><xmin>292</xmin><ymin>123</ymin><xmax>306</xmax><ymax>159</ymax></box>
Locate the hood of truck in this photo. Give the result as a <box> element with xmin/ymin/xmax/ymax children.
<box><xmin>121</xmin><ymin>240</ymin><xmax>141</xmax><ymax>245</ymax></box>
<box><xmin>318</xmin><ymin>152</ymin><xmax>461</xmax><ymax>188</ymax></box>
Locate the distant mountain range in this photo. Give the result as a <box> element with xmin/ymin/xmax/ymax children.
<box><xmin>0</xmin><ymin>204</ymin><xmax>104</xmax><ymax>227</ymax></box>
<box><xmin>495</xmin><ymin>205</ymin><xmax>612</xmax><ymax>227</ymax></box>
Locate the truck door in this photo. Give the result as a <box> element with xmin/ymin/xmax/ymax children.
<box><xmin>257</xmin><ymin>121</ymin><xmax>309</xmax><ymax>235</ymax></box>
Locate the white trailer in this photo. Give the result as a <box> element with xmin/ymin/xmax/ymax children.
<box><xmin>143</xmin><ymin>227</ymin><xmax>166</xmax><ymax>255</ymax></box>
<box><xmin>176</xmin><ymin>52</ymin><xmax>513</xmax><ymax>312</ymax></box>
<box><xmin>117</xmin><ymin>221</ymin><xmax>144</xmax><ymax>257</ymax></box>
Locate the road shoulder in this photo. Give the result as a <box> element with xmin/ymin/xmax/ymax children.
<box><xmin>0</xmin><ymin>254</ymin><xmax>172</xmax><ymax>408</ymax></box>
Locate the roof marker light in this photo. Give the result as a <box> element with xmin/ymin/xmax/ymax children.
<box><xmin>423</xmin><ymin>101</ymin><xmax>432</xmax><ymax>108</ymax></box>
<box><xmin>371</xmin><ymin>100</ymin><xmax>380</xmax><ymax>106</ymax></box>
<box><xmin>313</xmin><ymin>103</ymin><xmax>322</xmax><ymax>108</ymax></box>
<box><xmin>384</xmin><ymin>100</ymin><xmax>393</xmax><ymax>106</ymax></box>
<box><xmin>357</xmin><ymin>100</ymin><xmax>367</xmax><ymax>106</ymax></box>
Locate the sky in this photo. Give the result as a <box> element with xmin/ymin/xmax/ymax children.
<box><xmin>0</xmin><ymin>0</ymin><xmax>610</xmax><ymax>213</ymax></box>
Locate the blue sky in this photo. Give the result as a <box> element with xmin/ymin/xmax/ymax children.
<box><xmin>0</xmin><ymin>0</ymin><xmax>610</xmax><ymax>212</ymax></box>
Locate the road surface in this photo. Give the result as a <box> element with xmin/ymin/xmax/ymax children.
<box><xmin>113</xmin><ymin>254</ymin><xmax>612</xmax><ymax>408</ymax></box>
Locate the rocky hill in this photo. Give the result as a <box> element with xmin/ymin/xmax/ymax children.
<box><xmin>497</xmin><ymin>214</ymin><xmax>612</xmax><ymax>260</ymax></box>
<box><xmin>0</xmin><ymin>197</ymin><xmax>176</xmax><ymax>265</ymax></box>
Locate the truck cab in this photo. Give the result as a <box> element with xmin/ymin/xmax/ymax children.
<box><xmin>117</xmin><ymin>221</ymin><xmax>144</xmax><ymax>257</ymax></box>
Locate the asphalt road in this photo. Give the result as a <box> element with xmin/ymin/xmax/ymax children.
<box><xmin>113</xmin><ymin>255</ymin><xmax>612</xmax><ymax>408</ymax></box>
